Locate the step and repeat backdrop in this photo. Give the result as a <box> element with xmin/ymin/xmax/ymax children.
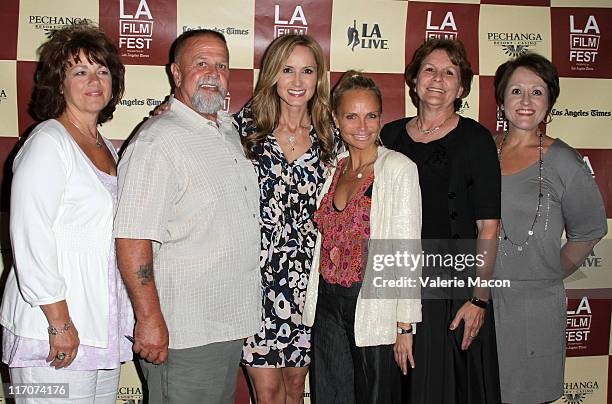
<box><xmin>0</xmin><ymin>0</ymin><xmax>611</xmax><ymax>403</ymax></box>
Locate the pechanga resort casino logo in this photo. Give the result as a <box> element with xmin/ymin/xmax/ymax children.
<box><xmin>347</xmin><ymin>20</ymin><xmax>388</xmax><ymax>52</ymax></box>
<box><xmin>28</xmin><ymin>15</ymin><xmax>91</xmax><ymax>38</ymax></box>
<box><xmin>118</xmin><ymin>0</ymin><xmax>154</xmax><ymax>53</ymax></box>
<box><xmin>562</xmin><ymin>380</ymin><xmax>599</xmax><ymax>404</ymax></box>
<box><xmin>487</xmin><ymin>31</ymin><xmax>543</xmax><ymax>58</ymax></box>
<box><xmin>273</xmin><ymin>4</ymin><xmax>308</xmax><ymax>37</ymax></box>
<box><xmin>117</xmin><ymin>386</ymin><xmax>143</xmax><ymax>403</ymax></box>
<box><xmin>425</xmin><ymin>11</ymin><xmax>457</xmax><ymax>41</ymax></box>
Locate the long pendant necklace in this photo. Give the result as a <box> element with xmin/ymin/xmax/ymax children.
<box><xmin>497</xmin><ymin>131</ymin><xmax>549</xmax><ymax>252</ymax></box>
<box><xmin>67</xmin><ymin>117</ymin><xmax>102</xmax><ymax>148</ymax></box>
<box><xmin>416</xmin><ymin>113</ymin><xmax>455</xmax><ymax>135</ymax></box>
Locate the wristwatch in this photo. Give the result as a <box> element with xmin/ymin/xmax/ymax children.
<box><xmin>397</xmin><ymin>326</ymin><xmax>412</xmax><ymax>334</ymax></box>
<box><xmin>469</xmin><ymin>297</ymin><xmax>488</xmax><ymax>309</ymax></box>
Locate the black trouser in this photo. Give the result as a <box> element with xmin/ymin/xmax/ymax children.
<box><xmin>310</xmin><ymin>279</ymin><xmax>401</xmax><ymax>404</ymax></box>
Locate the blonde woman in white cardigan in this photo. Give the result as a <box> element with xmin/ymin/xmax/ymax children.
<box><xmin>303</xmin><ymin>71</ymin><xmax>421</xmax><ymax>404</ymax></box>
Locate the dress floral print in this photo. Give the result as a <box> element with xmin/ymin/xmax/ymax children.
<box><xmin>235</xmin><ymin>104</ymin><xmax>327</xmax><ymax>367</ymax></box>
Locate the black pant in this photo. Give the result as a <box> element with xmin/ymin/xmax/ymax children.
<box><xmin>310</xmin><ymin>279</ymin><xmax>401</xmax><ymax>404</ymax></box>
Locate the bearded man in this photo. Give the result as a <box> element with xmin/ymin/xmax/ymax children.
<box><xmin>114</xmin><ymin>29</ymin><xmax>261</xmax><ymax>404</ymax></box>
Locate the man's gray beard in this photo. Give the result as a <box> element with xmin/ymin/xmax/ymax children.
<box><xmin>191</xmin><ymin>86</ymin><xmax>226</xmax><ymax>115</ymax></box>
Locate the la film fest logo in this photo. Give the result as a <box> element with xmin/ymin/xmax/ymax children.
<box><xmin>495</xmin><ymin>106</ymin><xmax>508</xmax><ymax>133</ymax></box>
<box><xmin>566</xmin><ymin>296</ymin><xmax>592</xmax><ymax>347</ymax></box>
<box><xmin>562</xmin><ymin>380</ymin><xmax>599</xmax><ymax>404</ymax></box>
<box><xmin>118</xmin><ymin>0</ymin><xmax>153</xmax><ymax>53</ymax></box>
<box><xmin>569</xmin><ymin>14</ymin><xmax>600</xmax><ymax>69</ymax></box>
<box><xmin>346</xmin><ymin>20</ymin><xmax>388</xmax><ymax>52</ymax></box>
<box><xmin>487</xmin><ymin>31</ymin><xmax>543</xmax><ymax>58</ymax></box>
<box><xmin>273</xmin><ymin>4</ymin><xmax>308</xmax><ymax>38</ymax></box>
<box><xmin>27</xmin><ymin>15</ymin><xmax>91</xmax><ymax>38</ymax></box>
<box><xmin>425</xmin><ymin>10</ymin><xmax>458</xmax><ymax>41</ymax></box>
<box><xmin>0</xmin><ymin>88</ymin><xmax>7</xmax><ymax>105</ymax></box>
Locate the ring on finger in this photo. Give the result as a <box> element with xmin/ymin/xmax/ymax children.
<box><xmin>55</xmin><ymin>352</ymin><xmax>67</xmax><ymax>360</ymax></box>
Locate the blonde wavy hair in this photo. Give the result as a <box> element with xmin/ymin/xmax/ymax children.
<box><xmin>242</xmin><ymin>34</ymin><xmax>335</xmax><ymax>164</ymax></box>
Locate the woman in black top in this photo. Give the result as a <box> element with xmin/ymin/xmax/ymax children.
<box><xmin>380</xmin><ymin>38</ymin><xmax>501</xmax><ymax>403</ymax></box>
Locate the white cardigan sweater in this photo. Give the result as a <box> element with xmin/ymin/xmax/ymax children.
<box><xmin>0</xmin><ymin>120</ymin><xmax>117</xmax><ymax>347</ymax></box>
<box><xmin>303</xmin><ymin>146</ymin><xmax>422</xmax><ymax>347</ymax></box>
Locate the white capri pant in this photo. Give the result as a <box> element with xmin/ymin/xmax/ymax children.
<box><xmin>9</xmin><ymin>366</ymin><xmax>120</xmax><ymax>404</ymax></box>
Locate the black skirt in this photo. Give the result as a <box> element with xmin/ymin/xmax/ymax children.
<box><xmin>404</xmin><ymin>298</ymin><xmax>501</xmax><ymax>404</ymax></box>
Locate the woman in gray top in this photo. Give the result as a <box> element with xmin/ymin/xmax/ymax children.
<box><xmin>492</xmin><ymin>53</ymin><xmax>607</xmax><ymax>403</ymax></box>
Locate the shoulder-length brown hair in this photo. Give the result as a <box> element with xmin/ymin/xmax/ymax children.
<box><xmin>242</xmin><ymin>34</ymin><xmax>335</xmax><ymax>164</ymax></box>
<box><xmin>405</xmin><ymin>38</ymin><xmax>473</xmax><ymax>112</ymax></box>
<box><xmin>494</xmin><ymin>52</ymin><xmax>560</xmax><ymax>119</ymax></box>
<box><xmin>32</xmin><ymin>23</ymin><xmax>125</xmax><ymax>124</ymax></box>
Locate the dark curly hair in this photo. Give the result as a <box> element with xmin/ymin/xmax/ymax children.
<box><xmin>405</xmin><ymin>38</ymin><xmax>473</xmax><ymax>112</ymax></box>
<box><xmin>32</xmin><ymin>23</ymin><xmax>125</xmax><ymax>124</ymax></box>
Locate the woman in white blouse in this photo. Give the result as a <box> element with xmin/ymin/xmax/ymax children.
<box><xmin>0</xmin><ymin>24</ymin><xmax>133</xmax><ymax>403</ymax></box>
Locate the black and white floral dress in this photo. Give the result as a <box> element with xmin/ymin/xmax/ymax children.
<box><xmin>235</xmin><ymin>104</ymin><xmax>329</xmax><ymax>367</ymax></box>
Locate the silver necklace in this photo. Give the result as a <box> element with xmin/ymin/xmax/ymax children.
<box><xmin>287</xmin><ymin>134</ymin><xmax>297</xmax><ymax>152</ymax></box>
<box><xmin>343</xmin><ymin>157</ymin><xmax>376</xmax><ymax>179</ymax></box>
<box><xmin>497</xmin><ymin>131</ymin><xmax>546</xmax><ymax>252</ymax></box>
<box><xmin>285</xmin><ymin>125</ymin><xmax>310</xmax><ymax>152</ymax></box>
<box><xmin>67</xmin><ymin>117</ymin><xmax>102</xmax><ymax>148</ymax></box>
<box><xmin>416</xmin><ymin>114</ymin><xmax>454</xmax><ymax>135</ymax></box>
